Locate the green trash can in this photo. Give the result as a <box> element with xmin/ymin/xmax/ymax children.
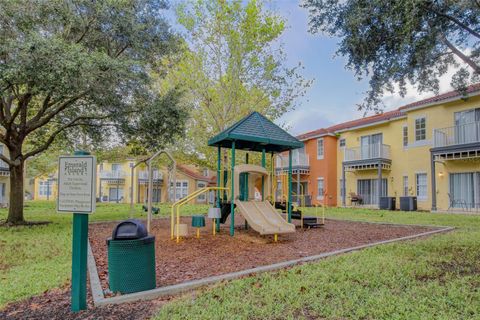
<box><xmin>107</xmin><ymin>220</ymin><xmax>156</xmax><ymax>294</ymax></box>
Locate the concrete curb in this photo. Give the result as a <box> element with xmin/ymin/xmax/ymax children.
<box><xmin>87</xmin><ymin>225</ymin><xmax>454</xmax><ymax>306</ymax></box>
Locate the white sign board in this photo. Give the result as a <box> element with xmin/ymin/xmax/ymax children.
<box><xmin>57</xmin><ymin>156</ymin><xmax>96</xmax><ymax>213</ymax></box>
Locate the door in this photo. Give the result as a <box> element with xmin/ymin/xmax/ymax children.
<box><xmin>361</xmin><ymin>134</ymin><xmax>383</xmax><ymax>159</ymax></box>
<box><xmin>455</xmin><ymin>108</ymin><xmax>480</xmax><ymax>144</ymax></box>
<box><xmin>109</xmin><ymin>187</ymin><xmax>124</xmax><ymax>202</ymax></box>
<box><xmin>357</xmin><ymin>179</ymin><xmax>387</xmax><ymax>205</ymax></box>
<box><xmin>449</xmin><ymin>173</ymin><xmax>475</xmax><ymax>209</ymax></box>
<box><xmin>0</xmin><ymin>183</ymin><xmax>5</xmax><ymax>204</ymax></box>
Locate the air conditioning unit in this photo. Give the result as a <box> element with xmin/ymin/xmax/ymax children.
<box><xmin>379</xmin><ymin>197</ymin><xmax>396</xmax><ymax>210</ymax></box>
<box><xmin>400</xmin><ymin>196</ymin><xmax>417</xmax><ymax>211</ymax></box>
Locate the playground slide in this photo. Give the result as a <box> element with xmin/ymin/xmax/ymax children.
<box><xmin>235</xmin><ymin>200</ymin><xmax>295</xmax><ymax>235</ymax></box>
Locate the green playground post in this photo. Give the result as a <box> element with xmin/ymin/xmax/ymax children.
<box><xmin>244</xmin><ymin>153</ymin><xmax>249</xmax><ymax>230</ymax></box>
<box><xmin>71</xmin><ymin>150</ymin><xmax>89</xmax><ymax>312</ymax></box>
<box><xmin>216</xmin><ymin>146</ymin><xmax>221</xmax><ymax>232</ymax></box>
<box><xmin>288</xmin><ymin>149</ymin><xmax>292</xmax><ymax>223</ymax></box>
<box><xmin>261</xmin><ymin>148</ymin><xmax>266</xmax><ymax>200</ymax></box>
<box><xmin>230</xmin><ymin>141</ymin><xmax>235</xmax><ymax>236</ymax></box>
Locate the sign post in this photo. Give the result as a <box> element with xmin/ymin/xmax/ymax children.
<box><xmin>57</xmin><ymin>151</ymin><xmax>96</xmax><ymax>312</ymax></box>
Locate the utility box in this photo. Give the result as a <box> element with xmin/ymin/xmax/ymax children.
<box><xmin>107</xmin><ymin>220</ymin><xmax>156</xmax><ymax>294</ymax></box>
<box><xmin>400</xmin><ymin>196</ymin><xmax>417</xmax><ymax>211</ymax></box>
<box><xmin>379</xmin><ymin>197</ymin><xmax>396</xmax><ymax>210</ymax></box>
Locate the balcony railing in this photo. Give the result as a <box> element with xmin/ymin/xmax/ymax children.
<box><xmin>99</xmin><ymin>170</ymin><xmax>126</xmax><ymax>179</ymax></box>
<box><xmin>344</xmin><ymin>144</ymin><xmax>391</xmax><ymax>161</ymax></box>
<box><xmin>275</xmin><ymin>152</ymin><xmax>309</xmax><ymax>169</ymax></box>
<box><xmin>434</xmin><ymin>121</ymin><xmax>480</xmax><ymax>148</ymax></box>
<box><xmin>138</xmin><ymin>170</ymin><xmax>163</xmax><ymax>180</ymax></box>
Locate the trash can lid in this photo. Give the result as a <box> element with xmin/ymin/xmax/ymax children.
<box><xmin>107</xmin><ymin>235</ymin><xmax>155</xmax><ymax>245</ymax></box>
<box><xmin>112</xmin><ymin>219</ymin><xmax>148</xmax><ymax>240</ymax></box>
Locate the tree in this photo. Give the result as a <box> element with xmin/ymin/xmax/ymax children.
<box><xmin>158</xmin><ymin>0</ymin><xmax>311</xmax><ymax>165</ymax></box>
<box><xmin>0</xmin><ymin>0</ymin><xmax>187</xmax><ymax>225</ymax></box>
<box><xmin>302</xmin><ymin>0</ymin><xmax>480</xmax><ymax>111</ymax></box>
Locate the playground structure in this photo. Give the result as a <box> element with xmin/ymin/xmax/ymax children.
<box><xmin>171</xmin><ymin>112</ymin><xmax>305</xmax><ymax>241</ymax></box>
<box><xmin>129</xmin><ymin>150</ymin><xmax>176</xmax><ymax>232</ymax></box>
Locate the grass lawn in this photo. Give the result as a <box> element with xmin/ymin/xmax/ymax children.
<box><xmin>1</xmin><ymin>203</ymin><xmax>479</xmax><ymax>319</ymax></box>
<box><xmin>154</xmin><ymin>207</ymin><xmax>480</xmax><ymax>320</ymax></box>
<box><xmin>0</xmin><ymin>201</ymin><xmax>208</xmax><ymax>308</ymax></box>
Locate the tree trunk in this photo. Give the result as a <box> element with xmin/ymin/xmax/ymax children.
<box><xmin>6</xmin><ymin>161</ymin><xmax>25</xmax><ymax>225</ymax></box>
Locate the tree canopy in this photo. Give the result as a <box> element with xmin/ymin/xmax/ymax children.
<box><xmin>302</xmin><ymin>0</ymin><xmax>480</xmax><ymax>111</ymax></box>
<box><xmin>158</xmin><ymin>0</ymin><xmax>311</xmax><ymax>165</ymax></box>
<box><xmin>0</xmin><ymin>0</ymin><xmax>188</xmax><ymax>224</ymax></box>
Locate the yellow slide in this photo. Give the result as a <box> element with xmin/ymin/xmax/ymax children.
<box><xmin>235</xmin><ymin>200</ymin><xmax>296</xmax><ymax>235</ymax></box>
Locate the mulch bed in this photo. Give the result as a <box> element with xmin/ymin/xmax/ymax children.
<box><xmin>0</xmin><ymin>285</ymin><xmax>169</xmax><ymax>320</ymax></box>
<box><xmin>89</xmin><ymin>216</ymin><xmax>436</xmax><ymax>293</ymax></box>
<box><xmin>1</xmin><ymin>217</ymin><xmax>438</xmax><ymax>320</ymax></box>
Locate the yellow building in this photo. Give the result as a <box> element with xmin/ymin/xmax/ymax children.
<box><xmin>335</xmin><ymin>84</ymin><xmax>480</xmax><ymax>212</ymax></box>
<box><xmin>0</xmin><ymin>144</ymin><xmax>10</xmax><ymax>206</ymax></box>
<box><xmin>32</xmin><ymin>159</ymin><xmax>216</xmax><ymax>205</ymax></box>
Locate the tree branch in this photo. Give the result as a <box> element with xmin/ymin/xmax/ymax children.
<box><xmin>25</xmin><ymin>91</ymin><xmax>88</xmax><ymax>134</ymax></box>
<box><xmin>0</xmin><ymin>153</ymin><xmax>14</xmax><ymax>166</ymax></box>
<box><xmin>440</xmin><ymin>35</ymin><xmax>480</xmax><ymax>73</ymax></box>
<box><xmin>425</xmin><ymin>5</ymin><xmax>480</xmax><ymax>39</ymax></box>
<box><xmin>23</xmin><ymin>114</ymin><xmax>110</xmax><ymax>159</ymax></box>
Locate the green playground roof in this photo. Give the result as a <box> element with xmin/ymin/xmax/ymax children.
<box><xmin>208</xmin><ymin>112</ymin><xmax>303</xmax><ymax>152</ymax></box>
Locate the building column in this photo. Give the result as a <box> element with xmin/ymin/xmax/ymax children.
<box><xmin>377</xmin><ymin>161</ymin><xmax>382</xmax><ymax>208</ymax></box>
<box><xmin>342</xmin><ymin>164</ymin><xmax>346</xmax><ymax>207</ymax></box>
<box><xmin>431</xmin><ymin>152</ymin><xmax>437</xmax><ymax>211</ymax></box>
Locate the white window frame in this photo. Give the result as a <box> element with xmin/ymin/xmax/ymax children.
<box><xmin>39</xmin><ymin>180</ymin><xmax>53</xmax><ymax>197</ymax></box>
<box><xmin>402</xmin><ymin>125</ymin><xmax>408</xmax><ymax>147</ymax></box>
<box><xmin>403</xmin><ymin>175</ymin><xmax>409</xmax><ymax>196</ymax></box>
<box><xmin>415</xmin><ymin>117</ymin><xmax>426</xmax><ymax>141</ymax></box>
<box><xmin>416</xmin><ymin>173</ymin><xmax>428</xmax><ymax>200</ymax></box>
<box><xmin>317</xmin><ymin>177</ymin><xmax>324</xmax><ymax>200</ymax></box>
<box><xmin>171</xmin><ymin>180</ymin><xmax>189</xmax><ymax>200</ymax></box>
<box><xmin>197</xmin><ymin>182</ymin><xmax>207</xmax><ymax>201</ymax></box>
<box><xmin>317</xmin><ymin>138</ymin><xmax>324</xmax><ymax>160</ymax></box>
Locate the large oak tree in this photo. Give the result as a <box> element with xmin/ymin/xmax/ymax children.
<box><xmin>302</xmin><ymin>0</ymin><xmax>480</xmax><ymax>111</ymax></box>
<box><xmin>0</xmin><ymin>0</ymin><xmax>187</xmax><ymax>224</ymax></box>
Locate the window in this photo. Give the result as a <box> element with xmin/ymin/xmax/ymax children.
<box><xmin>339</xmin><ymin>179</ymin><xmax>345</xmax><ymax>198</ymax></box>
<box><xmin>317</xmin><ymin>138</ymin><xmax>324</xmax><ymax>159</ymax></box>
<box><xmin>403</xmin><ymin>126</ymin><xmax>408</xmax><ymax>147</ymax></box>
<box><xmin>170</xmin><ymin>180</ymin><xmax>188</xmax><ymax>200</ymax></box>
<box><xmin>403</xmin><ymin>176</ymin><xmax>409</xmax><ymax>196</ymax></box>
<box><xmin>339</xmin><ymin>138</ymin><xmax>346</xmax><ymax>147</ymax></box>
<box><xmin>111</xmin><ymin>163</ymin><xmax>121</xmax><ymax>171</ymax></box>
<box><xmin>39</xmin><ymin>180</ymin><xmax>53</xmax><ymax>197</ymax></box>
<box><xmin>415</xmin><ymin>117</ymin><xmax>426</xmax><ymax>141</ymax></box>
<box><xmin>197</xmin><ymin>182</ymin><xmax>207</xmax><ymax>201</ymax></box>
<box><xmin>317</xmin><ymin>178</ymin><xmax>324</xmax><ymax>200</ymax></box>
<box><xmin>416</xmin><ymin>173</ymin><xmax>427</xmax><ymax>200</ymax></box>
<box><xmin>202</xmin><ymin>169</ymin><xmax>209</xmax><ymax>177</ymax></box>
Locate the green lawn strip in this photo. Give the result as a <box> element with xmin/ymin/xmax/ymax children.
<box><xmin>0</xmin><ymin>201</ymin><xmax>209</xmax><ymax>308</ymax></box>
<box><xmin>154</xmin><ymin>209</ymin><xmax>480</xmax><ymax>320</ymax></box>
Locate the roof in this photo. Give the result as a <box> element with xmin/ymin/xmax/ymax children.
<box><xmin>177</xmin><ymin>164</ymin><xmax>210</xmax><ymax>181</ymax></box>
<box><xmin>208</xmin><ymin>112</ymin><xmax>303</xmax><ymax>152</ymax></box>
<box><xmin>297</xmin><ymin>83</ymin><xmax>480</xmax><ymax>140</ymax></box>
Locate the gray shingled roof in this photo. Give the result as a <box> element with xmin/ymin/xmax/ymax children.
<box><xmin>208</xmin><ymin>112</ymin><xmax>303</xmax><ymax>152</ymax></box>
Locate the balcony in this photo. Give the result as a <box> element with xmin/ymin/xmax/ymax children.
<box><xmin>343</xmin><ymin>144</ymin><xmax>391</xmax><ymax>170</ymax></box>
<box><xmin>99</xmin><ymin>170</ymin><xmax>126</xmax><ymax>180</ymax></box>
<box><xmin>432</xmin><ymin>121</ymin><xmax>480</xmax><ymax>160</ymax></box>
<box><xmin>138</xmin><ymin>170</ymin><xmax>163</xmax><ymax>181</ymax></box>
<box><xmin>275</xmin><ymin>152</ymin><xmax>310</xmax><ymax>174</ymax></box>
<box><xmin>434</xmin><ymin>121</ymin><xmax>480</xmax><ymax>147</ymax></box>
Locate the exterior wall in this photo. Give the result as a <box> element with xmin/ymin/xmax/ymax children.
<box><xmin>33</xmin><ymin>174</ymin><xmax>58</xmax><ymax>201</ymax></box>
<box><xmin>0</xmin><ymin>144</ymin><xmax>10</xmax><ymax>206</ymax></box>
<box><xmin>336</xmin><ymin>94</ymin><xmax>480</xmax><ymax>211</ymax></box>
<box><xmin>302</xmin><ymin>135</ymin><xmax>338</xmax><ymax>206</ymax></box>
